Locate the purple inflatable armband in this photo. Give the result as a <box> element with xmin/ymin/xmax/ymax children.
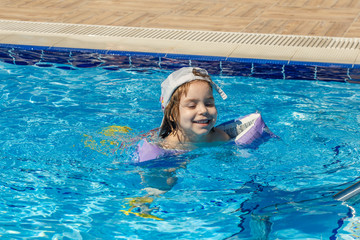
<box><xmin>134</xmin><ymin>139</ymin><xmax>182</xmax><ymax>164</ymax></box>
<box><xmin>217</xmin><ymin>112</ymin><xmax>277</xmax><ymax>147</ymax></box>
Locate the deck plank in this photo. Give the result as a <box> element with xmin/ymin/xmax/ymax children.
<box><xmin>0</xmin><ymin>0</ymin><xmax>359</xmax><ymax>37</ymax></box>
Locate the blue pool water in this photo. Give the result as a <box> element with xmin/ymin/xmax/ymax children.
<box><xmin>1</xmin><ymin>47</ymin><xmax>360</xmax><ymax>239</ymax></box>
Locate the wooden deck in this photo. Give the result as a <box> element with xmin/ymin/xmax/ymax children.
<box><xmin>1</xmin><ymin>0</ymin><xmax>360</xmax><ymax>38</ymax></box>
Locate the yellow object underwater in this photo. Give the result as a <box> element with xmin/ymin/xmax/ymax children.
<box><xmin>84</xmin><ymin>126</ymin><xmax>163</xmax><ymax>220</ymax></box>
<box><xmin>83</xmin><ymin>125</ymin><xmax>132</xmax><ymax>156</ymax></box>
<box><xmin>100</xmin><ymin>125</ymin><xmax>131</xmax><ymax>136</ymax></box>
<box><xmin>120</xmin><ymin>197</ymin><xmax>164</xmax><ymax>221</ymax></box>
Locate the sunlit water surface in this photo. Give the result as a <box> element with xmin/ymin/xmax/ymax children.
<box><xmin>1</xmin><ymin>62</ymin><xmax>360</xmax><ymax>239</ymax></box>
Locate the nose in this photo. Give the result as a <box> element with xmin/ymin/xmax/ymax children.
<box><xmin>197</xmin><ymin>103</ymin><xmax>208</xmax><ymax>114</ymax></box>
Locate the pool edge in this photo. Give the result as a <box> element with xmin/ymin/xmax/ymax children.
<box><xmin>1</xmin><ymin>20</ymin><xmax>360</xmax><ymax>67</ymax></box>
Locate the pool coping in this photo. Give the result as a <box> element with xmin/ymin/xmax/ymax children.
<box><xmin>1</xmin><ymin>20</ymin><xmax>360</xmax><ymax>67</ymax></box>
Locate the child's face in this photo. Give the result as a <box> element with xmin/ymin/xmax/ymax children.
<box><xmin>177</xmin><ymin>81</ymin><xmax>217</xmax><ymax>142</ymax></box>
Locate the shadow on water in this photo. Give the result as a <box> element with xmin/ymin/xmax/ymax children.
<box><xmin>222</xmin><ymin>178</ymin><xmax>360</xmax><ymax>239</ymax></box>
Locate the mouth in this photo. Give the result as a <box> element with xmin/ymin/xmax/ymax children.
<box><xmin>193</xmin><ymin>119</ymin><xmax>211</xmax><ymax>124</ymax></box>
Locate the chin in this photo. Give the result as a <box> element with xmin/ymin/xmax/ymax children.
<box><xmin>193</xmin><ymin>129</ymin><xmax>211</xmax><ymax>136</ymax></box>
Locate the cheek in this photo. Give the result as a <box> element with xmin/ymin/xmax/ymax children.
<box><xmin>211</xmin><ymin>107</ymin><xmax>218</xmax><ymax>117</ymax></box>
<box><xmin>210</xmin><ymin>108</ymin><xmax>218</xmax><ymax>125</ymax></box>
<box><xmin>179</xmin><ymin>108</ymin><xmax>193</xmax><ymax>123</ymax></box>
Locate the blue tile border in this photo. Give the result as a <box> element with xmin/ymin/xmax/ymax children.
<box><xmin>0</xmin><ymin>43</ymin><xmax>359</xmax><ymax>83</ymax></box>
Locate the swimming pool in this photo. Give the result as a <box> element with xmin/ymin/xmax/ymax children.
<box><xmin>1</xmin><ymin>44</ymin><xmax>360</xmax><ymax>239</ymax></box>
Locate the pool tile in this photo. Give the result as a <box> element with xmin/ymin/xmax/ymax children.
<box><xmin>251</xmin><ymin>63</ymin><xmax>285</xmax><ymax>80</ymax></box>
<box><xmin>131</xmin><ymin>55</ymin><xmax>160</xmax><ymax>68</ymax></box>
<box><xmin>221</xmin><ymin>61</ymin><xmax>252</xmax><ymax>77</ymax></box>
<box><xmin>0</xmin><ymin>47</ymin><xmax>14</xmax><ymax>63</ymax></box>
<box><xmin>70</xmin><ymin>51</ymin><xmax>103</xmax><ymax>68</ymax></box>
<box><xmin>160</xmin><ymin>57</ymin><xmax>190</xmax><ymax>70</ymax></box>
<box><xmin>316</xmin><ymin>66</ymin><xmax>348</xmax><ymax>82</ymax></box>
<box><xmin>41</xmin><ymin>49</ymin><xmax>71</xmax><ymax>65</ymax></box>
<box><xmin>284</xmin><ymin>65</ymin><xmax>316</xmax><ymax>81</ymax></box>
<box><xmin>12</xmin><ymin>48</ymin><xmax>43</xmax><ymax>65</ymax></box>
<box><xmin>0</xmin><ymin>47</ymin><xmax>42</xmax><ymax>65</ymax></box>
<box><xmin>190</xmin><ymin>60</ymin><xmax>221</xmax><ymax>75</ymax></box>
<box><xmin>99</xmin><ymin>54</ymin><xmax>130</xmax><ymax>68</ymax></box>
<box><xmin>348</xmin><ymin>68</ymin><xmax>360</xmax><ymax>83</ymax></box>
<box><xmin>0</xmin><ymin>44</ymin><xmax>358</xmax><ymax>85</ymax></box>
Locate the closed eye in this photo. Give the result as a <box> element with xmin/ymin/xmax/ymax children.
<box><xmin>205</xmin><ymin>102</ymin><xmax>215</xmax><ymax>107</ymax></box>
<box><xmin>186</xmin><ymin>104</ymin><xmax>196</xmax><ymax>109</ymax></box>
<box><xmin>182</xmin><ymin>97</ymin><xmax>215</xmax><ymax>108</ymax></box>
<box><xmin>205</xmin><ymin>99</ymin><xmax>215</xmax><ymax>107</ymax></box>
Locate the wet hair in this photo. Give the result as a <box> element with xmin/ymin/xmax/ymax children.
<box><xmin>159</xmin><ymin>80</ymin><xmax>213</xmax><ymax>139</ymax></box>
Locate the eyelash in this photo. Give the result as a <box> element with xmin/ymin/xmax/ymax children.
<box><xmin>187</xmin><ymin>102</ymin><xmax>214</xmax><ymax>108</ymax></box>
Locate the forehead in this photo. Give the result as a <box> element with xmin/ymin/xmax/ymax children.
<box><xmin>182</xmin><ymin>81</ymin><xmax>214</xmax><ymax>98</ymax></box>
<box><xmin>189</xmin><ymin>80</ymin><xmax>211</xmax><ymax>87</ymax></box>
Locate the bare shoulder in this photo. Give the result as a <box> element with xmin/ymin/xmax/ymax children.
<box><xmin>212</xmin><ymin>127</ymin><xmax>231</xmax><ymax>142</ymax></box>
<box><xmin>160</xmin><ymin>134</ymin><xmax>179</xmax><ymax>149</ymax></box>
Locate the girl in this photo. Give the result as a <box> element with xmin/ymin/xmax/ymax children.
<box><xmin>130</xmin><ymin>67</ymin><xmax>230</xmax><ymax>219</ymax></box>
<box><xmin>159</xmin><ymin>67</ymin><xmax>230</xmax><ymax>149</ymax></box>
